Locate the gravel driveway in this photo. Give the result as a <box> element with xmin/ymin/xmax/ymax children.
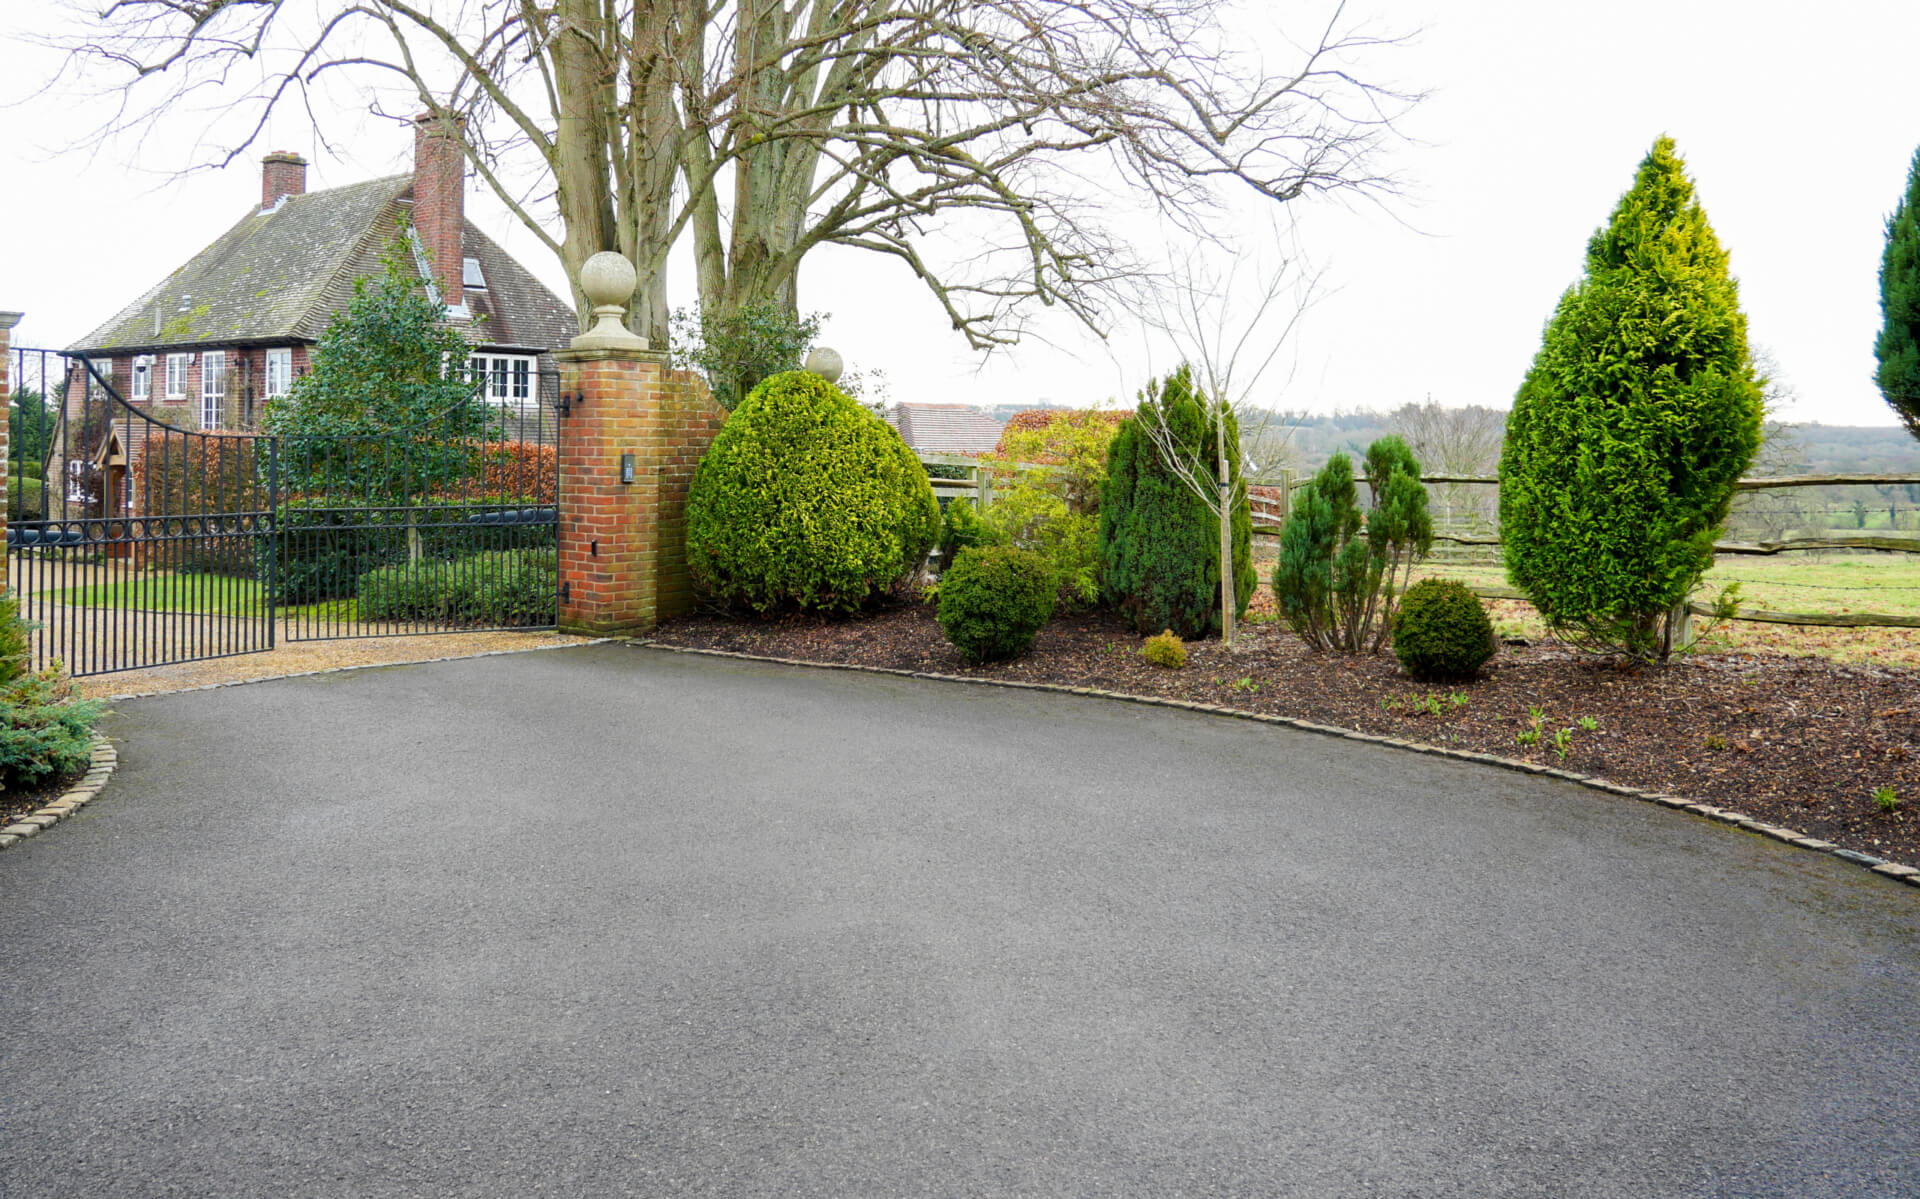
<box><xmin>2</xmin><ymin>644</ymin><xmax>1917</xmax><ymax>1197</ymax></box>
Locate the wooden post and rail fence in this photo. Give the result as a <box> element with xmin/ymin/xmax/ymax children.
<box><xmin>922</xmin><ymin>449</ymin><xmax>1920</xmax><ymax>631</ymax></box>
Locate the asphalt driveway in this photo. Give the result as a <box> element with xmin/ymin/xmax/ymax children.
<box><xmin>3</xmin><ymin>643</ymin><xmax>1917</xmax><ymax>1197</ymax></box>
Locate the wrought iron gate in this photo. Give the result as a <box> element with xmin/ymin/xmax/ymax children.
<box><xmin>5</xmin><ymin>349</ymin><xmax>559</xmax><ymax>677</ymax></box>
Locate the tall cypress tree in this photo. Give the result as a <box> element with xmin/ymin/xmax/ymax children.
<box><xmin>1876</xmin><ymin>145</ymin><xmax>1920</xmax><ymax>439</ymax></box>
<box><xmin>1500</xmin><ymin>137</ymin><xmax>1763</xmax><ymax>662</ymax></box>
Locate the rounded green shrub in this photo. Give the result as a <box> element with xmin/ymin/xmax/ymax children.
<box><xmin>937</xmin><ymin>545</ymin><xmax>1056</xmax><ymax>662</ymax></box>
<box><xmin>687</xmin><ymin>371</ymin><xmax>939</xmax><ymax>613</ymax></box>
<box><xmin>1392</xmin><ymin>578</ymin><xmax>1495</xmax><ymax>683</ymax></box>
<box><xmin>1141</xmin><ymin>630</ymin><xmax>1187</xmax><ymax>669</ymax></box>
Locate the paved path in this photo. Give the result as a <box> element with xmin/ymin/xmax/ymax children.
<box><xmin>3</xmin><ymin>644</ymin><xmax>1918</xmax><ymax>1197</ymax></box>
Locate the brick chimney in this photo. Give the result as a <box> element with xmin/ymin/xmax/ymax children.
<box><xmin>412</xmin><ymin>113</ymin><xmax>466</xmax><ymax>309</ymax></box>
<box><xmin>261</xmin><ymin>151</ymin><xmax>307</xmax><ymax>212</ymax></box>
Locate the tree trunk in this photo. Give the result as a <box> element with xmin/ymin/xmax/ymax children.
<box><xmin>1218</xmin><ymin>400</ymin><xmax>1235</xmax><ymax>648</ymax></box>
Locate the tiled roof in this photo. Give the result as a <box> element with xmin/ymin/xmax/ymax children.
<box><xmin>887</xmin><ymin>403</ymin><xmax>1005</xmax><ymax>455</ymax></box>
<box><xmin>71</xmin><ymin>176</ymin><xmax>576</xmax><ymax>356</ymax></box>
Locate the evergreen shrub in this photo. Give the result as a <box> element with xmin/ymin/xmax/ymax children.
<box><xmin>687</xmin><ymin>371</ymin><xmax>938</xmax><ymax>613</ymax></box>
<box><xmin>357</xmin><ymin>548</ymin><xmax>557</xmax><ymax>625</ymax></box>
<box><xmin>936</xmin><ymin>497</ymin><xmax>1005</xmax><ymax>570</ymax></box>
<box><xmin>1099</xmin><ymin>365</ymin><xmax>1253</xmax><ymax>638</ymax></box>
<box><xmin>937</xmin><ymin>545</ymin><xmax>1056</xmax><ymax>662</ymax></box>
<box><xmin>980</xmin><ymin>484</ymin><xmax>1099</xmax><ymax>608</ymax></box>
<box><xmin>1877</xmin><ymin>143</ymin><xmax>1920</xmax><ymax>439</ymax></box>
<box><xmin>1502</xmin><ymin>137</ymin><xmax>1763</xmax><ymax>661</ymax></box>
<box><xmin>0</xmin><ymin>592</ymin><xmax>104</xmax><ymax>790</ymax></box>
<box><xmin>1141</xmin><ymin>630</ymin><xmax>1187</xmax><ymax>669</ymax></box>
<box><xmin>1272</xmin><ymin>439</ymin><xmax>1432</xmax><ymax>654</ymax></box>
<box><xmin>1391</xmin><ymin>578</ymin><xmax>1495</xmax><ymax>683</ymax></box>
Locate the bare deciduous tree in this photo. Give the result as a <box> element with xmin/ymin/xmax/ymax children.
<box><xmin>48</xmin><ymin>0</ymin><xmax>1410</xmax><ymax>347</ymax></box>
<box><xmin>1383</xmin><ymin>398</ymin><xmax>1503</xmax><ymax>532</ymax></box>
<box><xmin>1130</xmin><ymin>252</ymin><xmax>1322</xmax><ymax>647</ymax></box>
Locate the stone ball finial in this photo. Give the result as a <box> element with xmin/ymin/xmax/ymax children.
<box><xmin>571</xmin><ymin>252</ymin><xmax>648</xmax><ymax>350</ymax></box>
<box><xmin>580</xmin><ymin>252</ymin><xmax>637</xmax><ymax>309</ymax></box>
<box><xmin>804</xmin><ymin>347</ymin><xmax>844</xmax><ymax>384</ymax></box>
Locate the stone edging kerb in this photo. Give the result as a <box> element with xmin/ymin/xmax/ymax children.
<box><xmin>0</xmin><ymin>737</ymin><xmax>116</xmax><ymax>851</ymax></box>
<box><xmin>633</xmin><ymin>640</ymin><xmax>1920</xmax><ymax>892</ymax></box>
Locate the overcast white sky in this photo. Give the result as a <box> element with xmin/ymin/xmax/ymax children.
<box><xmin>3</xmin><ymin>1</ymin><xmax>1917</xmax><ymax>427</ymax></box>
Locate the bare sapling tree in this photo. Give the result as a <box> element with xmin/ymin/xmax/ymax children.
<box><xmin>1133</xmin><ymin>251</ymin><xmax>1320</xmax><ymax>648</ymax></box>
<box><xmin>49</xmin><ymin>1</ymin><xmax>1411</xmax><ymax>349</ymax></box>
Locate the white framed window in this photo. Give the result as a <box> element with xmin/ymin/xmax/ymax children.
<box><xmin>200</xmin><ymin>351</ymin><xmax>227</xmax><ymax>429</ymax></box>
<box><xmin>165</xmin><ymin>353</ymin><xmax>190</xmax><ymax>399</ymax></box>
<box><xmin>264</xmin><ymin>348</ymin><xmax>293</xmax><ymax>398</ymax></box>
<box><xmin>468</xmin><ymin>353</ymin><xmax>536</xmax><ymax>407</ymax></box>
<box><xmin>130</xmin><ymin>357</ymin><xmax>151</xmax><ymax>402</ymax></box>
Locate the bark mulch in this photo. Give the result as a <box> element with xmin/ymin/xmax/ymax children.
<box><xmin>651</xmin><ymin>602</ymin><xmax>1920</xmax><ymax>871</ymax></box>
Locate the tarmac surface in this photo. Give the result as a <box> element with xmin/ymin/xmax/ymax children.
<box><xmin>3</xmin><ymin>642</ymin><xmax>1918</xmax><ymax>1197</ymax></box>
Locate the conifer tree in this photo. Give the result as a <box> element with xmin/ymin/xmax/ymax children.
<box><xmin>1876</xmin><ymin>144</ymin><xmax>1920</xmax><ymax>439</ymax></box>
<box><xmin>1098</xmin><ymin>365</ymin><xmax>1253</xmax><ymax>639</ymax></box>
<box><xmin>1500</xmin><ymin>137</ymin><xmax>1763</xmax><ymax>662</ymax></box>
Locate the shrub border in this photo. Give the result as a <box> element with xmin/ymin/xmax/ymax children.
<box><xmin>0</xmin><ymin>737</ymin><xmax>117</xmax><ymax>850</ymax></box>
<box><xmin>632</xmin><ymin>640</ymin><xmax>1920</xmax><ymax>892</ymax></box>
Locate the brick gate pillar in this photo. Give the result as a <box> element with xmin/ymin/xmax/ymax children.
<box><xmin>0</xmin><ymin>310</ymin><xmax>18</xmax><ymax>595</ymax></box>
<box><xmin>554</xmin><ymin>256</ymin><xmax>726</xmax><ymax>635</ymax></box>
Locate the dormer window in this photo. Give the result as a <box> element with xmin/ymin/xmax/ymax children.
<box><xmin>462</xmin><ymin>257</ymin><xmax>486</xmax><ymax>291</ymax></box>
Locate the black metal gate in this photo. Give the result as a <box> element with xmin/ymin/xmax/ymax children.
<box><xmin>5</xmin><ymin>349</ymin><xmax>559</xmax><ymax>677</ymax></box>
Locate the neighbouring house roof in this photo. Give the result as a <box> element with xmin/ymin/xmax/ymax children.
<box><xmin>887</xmin><ymin>403</ymin><xmax>1005</xmax><ymax>455</ymax></box>
<box><xmin>70</xmin><ymin>176</ymin><xmax>576</xmax><ymax>356</ymax></box>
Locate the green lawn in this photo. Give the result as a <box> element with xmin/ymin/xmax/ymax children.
<box><xmin>1413</xmin><ymin>553</ymin><xmax>1920</xmax><ymax>620</ymax></box>
<box><xmin>49</xmin><ymin>572</ymin><xmax>268</xmax><ymax>615</ymax></box>
<box><xmin>44</xmin><ymin>572</ymin><xmax>355</xmax><ymax>621</ymax></box>
<box><xmin>1250</xmin><ymin>550</ymin><xmax>1920</xmax><ymax>668</ymax></box>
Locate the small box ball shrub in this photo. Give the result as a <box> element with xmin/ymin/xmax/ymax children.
<box><xmin>1141</xmin><ymin>630</ymin><xmax>1187</xmax><ymax>669</ymax></box>
<box><xmin>687</xmin><ymin>371</ymin><xmax>939</xmax><ymax>613</ymax></box>
<box><xmin>937</xmin><ymin>545</ymin><xmax>1057</xmax><ymax>662</ymax></box>
<box><xmin>1392</xmin><ymin>578</ymin><xmax>1496</xmax><ymax>683</ymax></box>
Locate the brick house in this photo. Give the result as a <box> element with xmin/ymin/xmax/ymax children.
<box><xmin>62</xmin><ymin>117</ymin><xmax>577</xmax><ymax>513</ymax></box>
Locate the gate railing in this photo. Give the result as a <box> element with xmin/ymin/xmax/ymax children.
<box><xmin>6</xmin><ymin>348</ymin><xmax>562</xmax><ymax>675</ymax></box>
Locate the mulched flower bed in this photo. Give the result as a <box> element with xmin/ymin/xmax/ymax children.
<box><xmin>0</xmin><ymin>768</ymin><xmax>88</xmax><ymax>830</ymax></box>
<box><xmin>651</xmin><ymin>602</ymin><xmax>1920</xmax><ymax>869</ymax></box>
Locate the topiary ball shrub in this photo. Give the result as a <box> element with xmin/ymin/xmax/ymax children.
<box><xmin>1141</xmin><ymin>630</ymin><xmax>1187</xmax><ymax>669</ymax></box>
<box><xmin>1392</xmin><ymin>578</ymin><xmax>1496</xmax><ymax>683</ymax></box>
<box><xmin>937</xmin><ymin>545</ymin><xmax>1057</xmax><ymax>662</ymax></box>
<box><xmin>687</xmin><ymin>371</ymin><xmax>939</xmax><ymax>614</ymax></box>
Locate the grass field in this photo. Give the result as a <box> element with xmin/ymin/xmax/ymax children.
<box><xmin>42</xmin><ymin>572</ymin><xmax>356</xmax><ymax>622</ymax></box>
<box><xmin>49</xmin><ymin>572</ymin><xmax>269</xmax><ymax>615</ymax></box>
<box><xmin>1249</xmin><ymin>549</ymin><xmax>1920</xmax><ymax>669</ymax></box>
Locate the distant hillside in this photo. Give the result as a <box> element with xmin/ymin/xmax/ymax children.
<box><xmin>1265</xmin><ymin>409</ymin><xmax>1920</xmax><ymax>477</ymax></box>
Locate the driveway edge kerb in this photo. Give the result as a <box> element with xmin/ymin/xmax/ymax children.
<box><xmin>0</xmin><ymin>737</ymin><xmax>117</xmax><ymax>851</ymax></box>
<box><xmin>632</xmin><ymin>639</ymin><xmax>1920</xmax><ymax>891</ymax></box>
